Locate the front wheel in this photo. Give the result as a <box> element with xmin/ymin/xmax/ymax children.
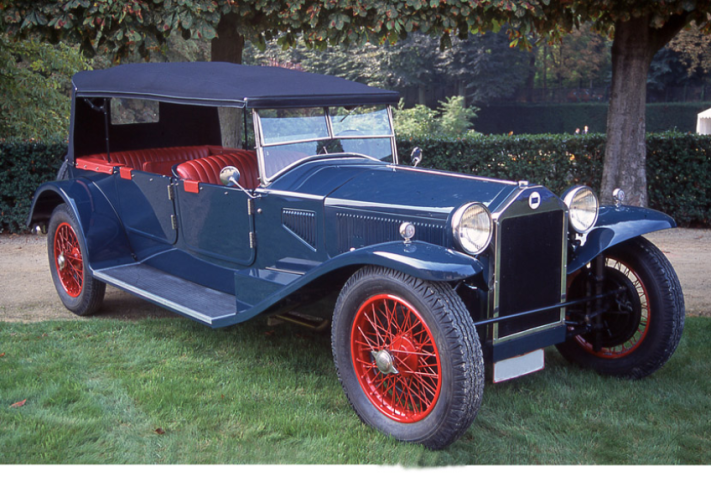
<box><xmin>332</xmin><ymin>267</ymin><xmax>484</xmax><ymax>449</ymax></box>
<box><xmin>557</xmin><ymin>236</ymin><xmax>684</xmax><ymax>379</ymax></box>
<box><xmin>47</xmin><ymin>204</ymin><xmax>106</xmax><ymax>316</ymax></box>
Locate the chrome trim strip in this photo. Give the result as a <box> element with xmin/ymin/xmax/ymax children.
<box><xmin>264</xmin><ymin>266</ymin><xmax>306</xmax><ymax>276</ymax></box>
<box><xmin>391</xmin><ymin>165</ymin><xmax>518</xmax><ymax>185</ymax></box>
<box><xmin>387</xmin><ymin>105</ymin><xmax>399</xmax><ymax>165</ymax></box>
<box><xmin>325</xmin><ymin>197</ymin><xmax>452</xmax><ymax>215</ymax></box>
<box><xmin>261</xmin><ymin>134</ymin><xmax>395</xmax><ymax>147</ymax></box>
<box><xmin>255</xmin><ymin>189</ymin><xmax>324</xmax><ymax>200</ymax></box>
<box><xmin>253</xmin><ymin>109</ymin><xmax>268</xmax><ymax>187</ymax></box>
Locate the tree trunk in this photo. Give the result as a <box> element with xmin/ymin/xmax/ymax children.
<box><xmin>418</xmin><ymin>85</ymin><xmax>427</xmax><ymax>106</ymax></box>
<box><xmin>210</xmin><ymin>14</ymin><xmax>245</xmax><ymax>149</ymax></box>
<box><xmin>525</xmin><ymin>45</ymin><xmax>537</xmax><ymax>103</ymax></box>
<box><xmin>602</xmin><ymin>14</ymin><xmax>689</xmax><ymax>206</ymax></box>
<box><xmin>458</xmin><ymin>80</ymin><xmax>467</xmax><ymax>106</ymax></box>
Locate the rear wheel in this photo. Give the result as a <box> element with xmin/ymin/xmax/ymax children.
<box><xmin>332</xmin><ymin>267</ymin><xmax>484</xmax><ymax>449</ymax></box>
<box><xmin>557</xmin><ymin>236</ymin><xmax>684</xmax><ymax>379</ymax></box>
<box><xmin>47</xmin><ymin>204</ymin><xmax>105</xmax><ymax>316</ymax></box>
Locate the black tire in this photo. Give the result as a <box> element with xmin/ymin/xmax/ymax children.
<box><xmin>47</xmin><ymin>204</ymin><xmax>106</xmax><ymax>316</ymax></box>
<box><xmin>557</xmin><ymin>236</ymin><xmax>684</xmax><ymax>379</ymax></box>
<box><xmin>332</xmin><ymin>266</ymin><xmax>484</xmax><ymax>449</ymax></box>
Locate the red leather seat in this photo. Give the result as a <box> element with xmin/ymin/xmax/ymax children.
<box><xmin>175</xmin><ymin>151</ymin><xmax>259</xmax><ymax>189</ymax></box>
<box><xmin>88</xmin><ymin>146</ymin><xmax>213</xmax><ymax>170</ymax></box>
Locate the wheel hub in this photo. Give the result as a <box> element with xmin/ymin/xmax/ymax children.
<box><xmin>371</xmin><ymin>349</ymin><xmax>399</xmax><ymax>374</ymax></box>
<box><xmin>57</xmin><ymin>252</ymin><xmax>66</xmax><ymax>271</ymax></box>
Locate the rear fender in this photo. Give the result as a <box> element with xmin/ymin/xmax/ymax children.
<box><xmin>567</xmin><ymin>205</ymin><xmax>676</xmax><ymax>273</ymax></box>
<box><xmin>27</xmin><ymin>180</ymin><xmax>134</xmax><ymax>270</ymax></box>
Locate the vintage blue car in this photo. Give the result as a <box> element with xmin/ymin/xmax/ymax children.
<box><xmin>28</xmin><ymin>62</ymin><xmax>684</xmax><ymax>449</ymax></box>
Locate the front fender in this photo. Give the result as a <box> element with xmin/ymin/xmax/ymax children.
<box><xmin>567</xmin><ymin>205</ymin><xmax>676</xmax><ymax>273</ymax></box>
<box><xmin>27</xmin><ymin>179</ymin><xmax>134</xmax><ymax>270</ymax></box>
<box><xmin>329</xmin><ymin>240</ymin><xmax>485</xmax><ymax>283</ymax></box>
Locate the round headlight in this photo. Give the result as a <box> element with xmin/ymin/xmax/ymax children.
<box><xmin>563</xmin><ymin>186</ymin><xmax>599</xmax><ymax>233</ymax></box>
<box><xmin>452</xmin><ymin>202</ymin><xmax>493</xmax><ymax>255</ymax></box>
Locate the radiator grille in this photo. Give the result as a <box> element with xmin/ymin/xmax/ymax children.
<box><xmin>496</xmin><ymin>210</ymin><xmax>565</xmax><ymax>339</ymax></box>
<box><xmin>336</xmin><ymin>213</ymin><xmax>446</xmax><ymax>253</ymax></box>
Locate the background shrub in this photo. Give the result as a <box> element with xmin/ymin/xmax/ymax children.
<box><xmin>1</xmin><ymin>133</ymin><xmax>709</xmax><ymax>233</ymax></box>
<box><xmin>397</xmin><ymin>132</ymin><xmax>710</xmax><ymax>227</ymax></box>
<box><xmin>476</xmin><ymin>103</ymin><xmax>711</xmax><ymax>135</ymax></box>
<box><xmin>0</xmin><ymin>138</ymin><xmax>66</xmax><ymax>233</ymax></box>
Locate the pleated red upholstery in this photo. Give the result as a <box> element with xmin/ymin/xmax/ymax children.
<box><xmin>88</xmin><ymin>145</ymin><xmax>213</xmax><ymax>170</ymax></box>
<box><xmin>175</xmin><ymin>151</ymin><xmax>259</xmax><ymax>189</ymax></box>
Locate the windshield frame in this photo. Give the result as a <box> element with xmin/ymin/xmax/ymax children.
<box><xmin>253</xmin><ymin>105</ymin><xmax>398</xmax><ymax>186</ymax></box>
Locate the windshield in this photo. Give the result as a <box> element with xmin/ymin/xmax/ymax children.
<box><xmin>257</xmin><ymin>105</ymin><xmax>395</xmax><ymax>180</ymax></box>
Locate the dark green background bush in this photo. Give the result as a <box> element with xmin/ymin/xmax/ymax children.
<box><xmin>476</xmin><ymin>103</ymin><xmax>710</xmax><ymax>135</ymax></box>
<box><xmin>397</xmin><ymin>132</ymin><xmax>710</xmax><ymax>227</ymax></box>
<box><xmin>1</xmin><ymin>133</ymin><xmax>709</xmax><ymax>233</ymax></box>
<box><xmin>0</xmin><ymin>138</ymin><xmax>66</xmax><ymax>233</ymax></box>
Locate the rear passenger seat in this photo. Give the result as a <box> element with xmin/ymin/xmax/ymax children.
<box><xmin>85</xmin><ymin>145</ymin><xmax>241</xmax><ymax>175</ymax></box>
<box><xmin>79</xmin><ymin>145</ymin><xmax>260</xmax><ymax>189</ymax></box>
<box><xmin>175</xmin><ymin>151</ymin><xmax>259</xmax><ymax>189</ymax></box>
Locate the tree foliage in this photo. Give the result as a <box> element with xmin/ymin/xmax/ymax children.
<box><xmin>0</xmin><ymin>34</ymin><xmax>89</xmax><ymax>139</ymax></box>
<box><xmin>668</xmin><ymin>22</ymin><xmax>711</xmax><ymax>76</ymax></box>
<box><xmin>4</xmin><ymin>1</ymin><xmax>710</xmax><ymax>61</ymax></box>
<box><xmin>4</xmin><ymin>0</ymin><xmax>711</xmax><ymax>207</ymax></box>
<box><xmin>394</xmin><ymin>96</ymin><xmax>478</xmax><ymax>139</ymax></box>
<box><xmin>245</xmin><ymin>30</ymin><xmax>530</xmax><ymax>106</ymax></box>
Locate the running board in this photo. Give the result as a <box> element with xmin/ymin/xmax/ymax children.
<box><xmin>93</xmin><ymin>263</ymin><xmax>240</xmax><ymax>326</ymax></box>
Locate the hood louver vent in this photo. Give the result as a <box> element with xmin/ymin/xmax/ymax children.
<box><xmin>336</xmin><ymin>213</ymin><xmax>446</xmax><ymax>253</ymax></box>
<box><xmin>283</xmin><ymin>209</ymin><xmax>317</xmax><ymax>249</ymax></box>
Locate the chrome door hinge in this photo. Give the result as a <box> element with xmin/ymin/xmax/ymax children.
<box><xmin>167</xmin><ymin>184</ymin><xmax>175</xmax><ymax>201</ymax></box>
<box><xmin>247</xmin><ymin>199</ymin><xmax>254</xmax><ymax>216</ymax></box>
<box><xmin>249</xmin><ymin>231</ymin><xmax>256</xmax><ymax>249</ymax></box>
<box><xmin>171</xmin><ymin>215</ymin><xmax>178</xmax><ymax>230</ymax></box>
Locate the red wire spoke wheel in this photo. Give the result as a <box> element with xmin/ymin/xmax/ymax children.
<box><xmin>53</xmin><ymin>222</ymin><xmax>84</xmax><ymax>297</ymax></box>
<box><xmin>47</xmin><ymin>204</ymin><xmax>106</xmax><ymax>316</ymax></box>
<box><xmin>350</xmin><ymin>294</ymin><xmax>442</xmax><ymax>423</ymax></box>
<box><xmin>332</xmin><ymin>267</ymin><xmax>484</xmax><ymax>449</ymax></box>
<box><xmin>557</xmin><ymin>236</ymin><xmax>684</xmax><ymax>379</ymax></box>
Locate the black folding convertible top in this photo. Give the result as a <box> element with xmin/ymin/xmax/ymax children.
<box><xmin>72</xmin><ymin>62</ymin><xmax>400</xmax><ymax>108</ymax></box>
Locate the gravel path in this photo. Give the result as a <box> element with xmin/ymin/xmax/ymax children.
<box><xmin>1</xmin><ymin>228</ymin><xmax>709</xmax><ymax>323</ymax></box>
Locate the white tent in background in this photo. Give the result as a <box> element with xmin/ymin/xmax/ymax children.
<box><xmin>696</xmin><ymin>108</ymin><xmax>711</xmax><ymax>134</ymax></box>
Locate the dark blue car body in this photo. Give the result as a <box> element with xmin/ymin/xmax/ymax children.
<box><xmin>28</xmin><ymin>62</ymin><xmax>682</xmax><ymax>449</ymax></box>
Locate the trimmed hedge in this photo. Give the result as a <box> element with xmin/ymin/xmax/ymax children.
<box><xmin>0</xmin><ymin>138</ymin><xmax>66</xmax><ymax>233</ymax></box>
<box><xmin>476</xmin><ymin>103</ymin><xmax>711</xmax><ymax>135</ymax></box>
<box><xmin>397</xmin><ymin>132</ymin><xmax>710</xmax><ymax>227</ymax></box>
<box><xmin>1</xmin><ymin>133</ymin><xmax>709</xmax><ymax>233</ymax></box>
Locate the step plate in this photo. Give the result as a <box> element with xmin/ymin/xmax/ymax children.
<box><xmin>94</xmin><ymin>264</ymin><xmax>237</xmax><ymax>325</ymax></box>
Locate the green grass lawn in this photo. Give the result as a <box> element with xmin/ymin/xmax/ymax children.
<box><xmin>1</xmin><ymin>316</ymin><xmax>709</xmax><ymax>464</ymax></box>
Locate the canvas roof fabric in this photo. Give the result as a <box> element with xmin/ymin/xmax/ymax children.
<box><xmin>72</xmin><ymin>62</ymin><xmax>400</xmax><ymax>108</ymax></box>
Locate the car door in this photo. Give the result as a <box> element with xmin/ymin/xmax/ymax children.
<box><xmin>174</xmin><ymin>181</ymin><xmax>256</xmax><ymax>266</ymax></box>
<box><xmin>115</xmin><ymin>170</ymin><xmax>178</xmax><ymax>249</ymax></box>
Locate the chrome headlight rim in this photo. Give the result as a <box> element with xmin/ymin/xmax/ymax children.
<box><xmin>563</xmin><ymin>185</ymin><xmax>599</xmax><ymax>234</ymax></box>
<box><xmin>451</xmin><ymin>202</ymin><xmax>493</xmax><ymax>256</ymax></box>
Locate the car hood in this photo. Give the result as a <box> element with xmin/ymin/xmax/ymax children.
<box><xmin>326</xmin><ymin>164</ymin><xmax>520</xmax><ymax>219</ymax></box>
<box><xmin>268</xmin><ymin>159</ymin><xmax>520</xmax><ymax>219</ymax></box>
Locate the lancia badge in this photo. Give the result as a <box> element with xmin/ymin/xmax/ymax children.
<box><xmin>529</xmin><ymin>191</ymin><xmax>541</xmax><ymax>210</ymax></box>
